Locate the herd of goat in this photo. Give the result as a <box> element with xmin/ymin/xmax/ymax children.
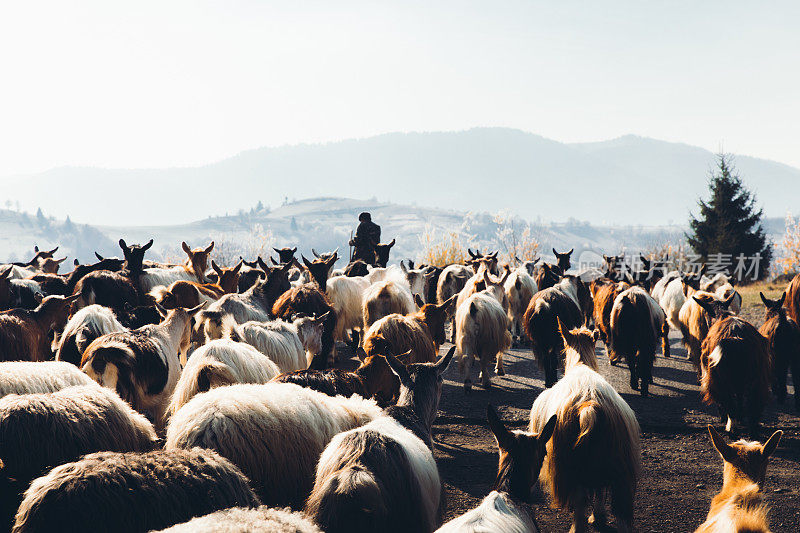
<box><xmin>0</xmin><ymin>239</ymin><xmax>798</xmax><ymax>532</ymax></box>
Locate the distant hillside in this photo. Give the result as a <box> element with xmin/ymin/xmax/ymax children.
<box><xmin>2</xmin><ymin>198</ymin><xmax>788</xmax><ymax>270</ymax></box>
<box><xmin>3</xmin><ymin>128</ymin><xmax>798</xmax><ymax>227</ymax></box>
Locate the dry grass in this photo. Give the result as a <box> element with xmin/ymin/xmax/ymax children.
<box><xmin>738</xmin><ymin>280</ymin><xmax>788</xmax><ymax>311</ymax></box>
<box><xmin>418</xmin><ymin>229</ymin><xmax>472</xmax><ymax>267</ymax></box>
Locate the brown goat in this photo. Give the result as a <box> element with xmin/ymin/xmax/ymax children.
<box><xmin>759</xmin><ymin>292</ymin><xmax>800</xmax><ymax>411</ymax></box>
<box><xmin>359</xmin><ymin>295</ymin><xmax>456</xmax><ymax>403</ymax></box>
<box><xmin>695</xmin><ymin>426</ymin><xmax>782</xmax><ymax>533</ymax></box>
<box><xmin>152</xmin><ymin>260</ymin><xmax>242</xmax><ymax>309</ymax></box>
<box><xmin>697</xmin><ymin>295</ymin><xmax>771</xmax><ymax>438</ymax></box>
<box><xmin>0</xmin><ymin>295</ymin><xmax>79</xmax><ymax>362</ymax></box>
<box><xmin>784</xmin><ymin>273</ymin><xmax>800</xmax><ymax>324</ymax></box>
<box><xmin>679</xmin><ymin>290</ymin><xmax>719</xmax><ymax>377</ymax></box>
<box><xmin>272</xmin><ymin>284</ymin><xmax>336</xmax><ymax>369</ymax></box>
<box><xmin>592</xmin><ymin>280</ymin><xmax>629</xmax><ymax>362</ymax></box>
<box><xmin>180</xmin><ymin>241</ymin><xmax>215</xmax><ymax>283</ymax></box>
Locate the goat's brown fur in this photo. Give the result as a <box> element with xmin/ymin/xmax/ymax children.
<box><xmin>695</xmin><ymin>426</ymin><xmax>781</xmax><ymax>532</ymax></box>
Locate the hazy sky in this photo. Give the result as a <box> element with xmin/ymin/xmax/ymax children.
<box><xmin>1</xmin><ymin>1</ymin><xmax>798</xmax><ymax>177</ymax></box>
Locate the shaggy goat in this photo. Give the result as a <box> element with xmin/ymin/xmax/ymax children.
<box><xmin>785</xmin><ymin>273</ymin><xmax>800</xmax><ymax>324</ymax></box>
<box><xmin>679</xmin><ymin>290</ymin><xmax>719</xmax><ymax>377</ymax></box>
<box><xmin>523</xmin><ymin>276</ymin><xmax>585</xmax><ymax>387</ymax></box>
<box><xmin>0</xmin><ymin>385</ymin><xmax>158</xmax><ymax>485</ymax></box>
<box><xmin>137</xmin><ymin>241</ymin><xmax>215</xmax><ymax>293</ymax></box>
<box><xmin>305</xmin><ymin>349</ymin><xmax>453</xmax><ymax>533</ymax></box>
<box><xmin>362</xmin><ymin>280</ymin><xmax>415</xmax><ymax>330</ymax></box>
<box><xmin>165</xmin><ymin>382</ymin><xmax>383</xmax><ymax>508</ymax></box>
<box><xmin>271</xmin><ymin>367</ymin><xmax>369</xmax><ymax>398</ymax></box>
<box><xmin>81</xmin><ymin>304</ymin><xmax>203</xmax><ymax>430</ymax></box>
<box><xmin>272</xmin><ymin>284</ymin><xmax>336</xmax><ymax>368</ymax></box>
<box><xmin>505</xmin><ymin>266</ymin><xmax>538</xmax><ymax>345</ymax></box>
<box><xmin>437</xmin><ymin>263</ymin><xmax>474</xmax><ymax>341</ymax></box>
<box><xmin>200</xmin><ymin>262</ymin><xmax>291</xmax><ymax>325</ymax></box>
<box><xmin>696</xmin><ymin>295</ymin><xmax>771</xmax><ymax>438</ymax></box>
<box><xmin>154</xmin><ymin>506</ymin><xmax>322</xmax><ymax>533</ymax></box>
<box><xmin>224</xmin><ymin>313</ymin><xmax>328</xmax><ymax>372</ymax></box>
<box><xmin>437</xmin><ymin>406</ymin><xmax>557</xmax><ymax>533</ymax></box>
<box><xmin>55</xmin><ymin>304</ymin><xmax>126</xmax><ymax>366</ymax></box>
<box><xmin>610</xmin><ymin>286</ymin><xmax>668</xmax><ymax>396</ymax></box>
<box><xmin>151</xmin><ymin>260</ymin><xmax>242</xmax><ymax>309</ymax></box>
<box><xmin>530</xmin><ymin>319</ymin><xmax>641</xmax><ymax>533</ymax></box>
<box><xmin>0</xmin><ymin>295</ymin><xmax>79</xmax><ymax>362</ymax></box>
<box><xmin>0</xmin><ymin>361</ymin><xmax>97</xmax><ymax>399</ymax></box>
<box><xmin>360</xmin><ymin>296</ymin><xmax>455</xmax><ymax>403</ymax></box>
<box><xmin>456</xmin><ymin>290</ymin><xmax>512</xmax><ymax>393</ymax></box>
<box><xmin>759</xmin><ymin>292</ymin><xmax>800</xmax><ymax>410</ymax></box>
<box><xmin>326</xmin><ymin>274</ymin><xmax>371</xmax><ymax>347</ymax></box>
<box><xmin>167</xmin><ymin>339</ymin><xmax>281</xmax><ymax>416</ymax></box>
<box><xmin>12</xmin><ymin>448</ymin><xmax>261</xmax><ymax>533</ymax></box>
<box><xmin>695</xmin><ymin>427</ymin><xmax>782</xmax><ymax>533</ymax></box>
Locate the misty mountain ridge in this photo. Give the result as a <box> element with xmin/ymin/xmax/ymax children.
<box><xmin>3</xmin><ymin>128</ymin><xmax>798</xmax><ymax>227</ymax></box>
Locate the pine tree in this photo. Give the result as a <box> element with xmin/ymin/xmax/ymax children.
<box><xmin>687</xmin><ymin>153</ymin><xmax>772</xmax><ymax>280</ymax></box>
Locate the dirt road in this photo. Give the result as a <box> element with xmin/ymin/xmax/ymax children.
<box><xmin>429</xmin><ymin>322</ymin><xmax>800</xmax><ymax>532</ymax></box>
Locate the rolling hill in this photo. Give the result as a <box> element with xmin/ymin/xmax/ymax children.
<box><xmin>3</xmin><ymin>128</ymin><xmax>798</xmax><ymax>227</ymax></box>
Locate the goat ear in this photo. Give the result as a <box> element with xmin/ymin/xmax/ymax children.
<box><xmin>383</xmin><ymin>351</ymin><xmax>412</xmax><ymax>387</ymax></box>
<box><xmin>64</xmin><ymin>293</ymin><xmax>81</xmax><ymax>304</ymax></box>
<box><xmin>312</xmin><ymin>248</ymin><xmax>320</xmax><ymax>258</ymax></box>
<box><xmin>302</xmin><ymin>256</ymin><xmax>313</xmax><ymax>269</ymax></box>
<box><xmin>185</xmin><ymin>301</ymin><xmax>208</xmax><ymax>315</ymax></box>
<box><xmin>553</xmin><ymin>248</ymin><xmax>559</xmax><ymax>257</ymax></box>
<box><xmin>205</xmin><ymin>241</ymin><xmax>214</xmax><ymax>253</ymax></box>
<box><xmin>537</xmin><ymin>415</ymin><xmax>557</xmax><ymax>456</ymax></box>
<box><xmin>722</xmin><ymin>292</ymin><xmax>736</xmax><ymax>309</ymax></box>
<box><xmin>315</xmin><ymin>310</ymin><xmax>331</xmax><ymax>324</ymax></box>
<box><xmin>400</xmin><ymin>260</ymin><xmax>408</xmax><ymax>273</ymax></box>
<box><xmin>762</xmin><ymin>430</ymin><xmax>783</xmax><ymax>459</ymax></box>
<box><xmin>119</xmin><ymin>239</ymin><xmax>128</xmax><ymax>251</ymax></box>
<box><xmin>143</xmin><ymin>239</ymin><xmax>154</xmax><ymax>251</ymax></box>
<box><xmin>181</xmin><ymin>242</ymin><xmax>192</xmax><ymax>255</ymax></box>
<box><xmin>154</xmin><ymin>302</ymin><xmax>169</xmax><ymax>318</ymax></box>
<box><xmin>34</xmin><ymin>245</ymin><xmax>39</xmax><ymax>252</ymax></box>
<box><xmin>256</xmin><ymin>257</ymin><xmax>269</xmax><ymax>271</ymax></box>
<box><xmin>232</xmin><ymin>260</ymin><xmax>244</xmax><ymax>275</ymax></box>
<box><xmin>73</xmin><ymin>258</ymin><xmax>80</xmax><ymax>266</ymax></box>
<box><xmin>356</xmin><ymin>347</ymin><xmax>367</xmax><ymax>361</ymax></box>
<box><xmin>435</xmin><ymin>346</ymin><xmax>456</xmax><ymax>372</ymax></box>
<box><xmin>281</xmin><ymin>260</ymin><xmax>293</xmax><ymax>273</ymax></box>
<box><xmin>414</xmin><ymin>293</ymin><xmax>424</xmax><ymax>309</ymax></box>
<box><xmin>699</xmin><ymin>264</ymin><xmax>708</xmax><ymax>277</ymax></box>
<box><xmin>95</xmin><ymin>251</ymin><xmax>105</xmax><ymax>261</ymax></box>
<box><xmin>388</xmin><ymin>238</ymin><xmax>396</xmax><ymax>248</ymax></box>
<box><xmin>290</xmin><ymin>247</ymin><xmax>297</xmax><ymax>254</ymax></box>
<box><xmin>487</xmin><ymin>404</ymin><xmax>513</xmax><ymax>451</ymax></box>
<box><xmin>693</xmin><ymin>295</ymin><xmax>716</xmax><ymax>317</ymax></box>
<box><xmin>708</xmin><ymin>426</ymin><xmax>737</xmax><ymax>464</ymax></box>
<box><xmin>557</xmin><ymin>317</ymin><xmax>571</xmax><ymax>344</ymax></box>
<box><xmin>55</xmin><ymin>257</ymin><xmax>67</xmax><ymax>264</ymax></box>
<box><xmin>567</xmin><ymin>248</ymin><xmax>573</xmax><ymax>256</ymax></box>
<box><xmin>269</xmin><ymin>257</ymin><xmax>279</xmax><ymax>266</ymax></box>
<box><xmin>759</xmin><ymin>292</ymin><xmax>770</xmax><ymax>308</ymax></box>
<box><xmin>441</xmin><ymin>294</ymin><xmax>458</xmax><ymax>314</ymax></box>
<box><xmin>778</xmin><ymin>291</ymin><xmax>786</xmax><ymax>307</ymax></box>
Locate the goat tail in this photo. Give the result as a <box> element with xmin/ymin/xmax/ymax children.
<box><xmin>220</xmin><ymin>320</ymin><xmax>240</xmax><ymax>342</ymax></box>
<box><xmin>576</xmin><ymin>400</ymin><xmax>601</xmax><ymax>447</ymax></box>
<box><xmin>196</xmin><ymin>361</ymin><xmax>237</xmax><ymax>393</ymax></box>
<box><xmin>307</xmin><ymin>465</ymin><xmax>385</xmax><ymax>533</ymax></box>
